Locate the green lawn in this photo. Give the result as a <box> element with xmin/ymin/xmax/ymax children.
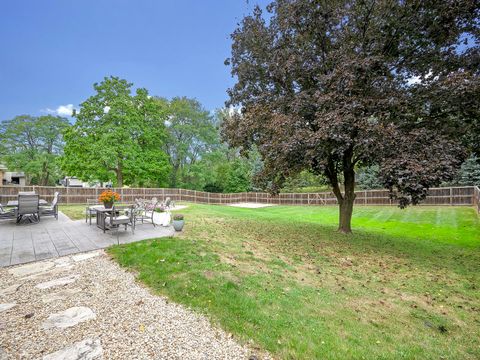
<box><xmin>59</xmin><ymin>204</ymin><xmax>87</xmax><ymax>221</ymax></box>
<box><xmin>106</xmin><ymin>204</ymin><xmax>479</xmax><ymax>359</ymax></box>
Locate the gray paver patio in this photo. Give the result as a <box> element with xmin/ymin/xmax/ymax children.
<box><xmin>0</xmin><ymin>212</ymin><xmax>174</xmax><ymax>267</ymax></box>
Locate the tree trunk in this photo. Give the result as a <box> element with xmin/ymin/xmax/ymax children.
<box><xmin>170</xmin><ymin>164</ymin><xmax>179</xmax><ymax>187</ymax></box>
<box><xmin>338</xmin><ymin>197</ymin><xmax>354</xmax><ymax>233</ymax></box>
<box><xmin>116</xmin><ymin>164</ymin><xmax>123</xmax><ymax>188</ymax></box>
<box><xmin>43</xmin><ymin>171</ymin><xmax>50</xmax><ymax>186</ymax></box>
<box><xmin>41</xmin><ymin>161</ymin><xmax>49</xmax><ymax>186</ymax></box>
<box><xmin>337</xmin><ymin>166</ymin><xmax>356</xmax><ymax>233</ymax></box>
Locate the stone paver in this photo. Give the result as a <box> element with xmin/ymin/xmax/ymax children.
<box><xmin>0</xmin><ymin>283</ymin><xmax>21</xmax><ymax>296</ymax></box>
<box><xmin>0</xmin><ymin>303</ymin><xmax>16</xmax><ymax>312</ymax></box>
<box><xmin>8</xmin><ymin>261</ymin><xmax>55</xmax><ymax>277</ymax></box>
<box><xmin>35</xmin><ymin>275</ymin><xmax>79</xmax><ymax>290</ymax></box>
<box><xmin>42</xmin><ymin>306</ymin><xmax>96</xmax><ymax>329</ymax></box>
<box><xmin>42</xmin><ymin>338</ymin><xmax>103</xmax><ymax>360</ymax></box>
<box><xmin>71</xmin><ymin>252</ymin><xmax>100</xmax><ymax>262</ymax></box>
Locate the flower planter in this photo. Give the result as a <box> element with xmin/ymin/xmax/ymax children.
<box><xmin>99</xmin><ymin>190</ymin><xmax>120</xmax><ymax>209</ymax></box>
<box><xmin>173</xmin><ymin>219</ymin><xmax>184</xmax><ymax>231</ymax></box>
<box><xmin>157</xmin><ymin>212</ymin><xmax>171</xmax><ymax>227</ymax></box>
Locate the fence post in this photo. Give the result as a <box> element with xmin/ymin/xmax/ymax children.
<box><xmin>450</xmin><ymin>187</ymin><xmax>453</xmax><ymax>205</ymax></box>
<box><xmin>364</xmin><ymin>190</ymin><xmax>367</xmax><ymax>205</ymax></box>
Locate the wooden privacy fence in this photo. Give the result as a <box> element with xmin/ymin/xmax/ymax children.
<box><xmin>474</xmin><ymin>186</ymin><xmax>480</xmax><ymax>213</ymax></box>
<box><xmin>0</xmin><ymin>185</ymin><xmax>478</xmax><ymax>209</ymax></box>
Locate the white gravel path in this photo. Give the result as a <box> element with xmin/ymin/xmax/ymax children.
<box><xmin>0</xmin><ymin>250</ymin><xmax>265</xmax><ymax>359</ymax></box>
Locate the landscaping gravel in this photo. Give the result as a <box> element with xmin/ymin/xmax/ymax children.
<box><xmin>0</xmin><ymin>250</ymin><xmax>265</xmax><ymax>359</ymax></box>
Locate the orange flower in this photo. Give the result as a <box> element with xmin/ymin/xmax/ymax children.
<box><xmin>98</xmin><ymin>190</ymin><xmax>120</xmax><ymax>203</ymax></box>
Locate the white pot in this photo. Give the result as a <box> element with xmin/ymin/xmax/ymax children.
<box><xmin>155</xmin><ymin>212</ymin><xmax>171</xmax><ymax>226</ymax></box>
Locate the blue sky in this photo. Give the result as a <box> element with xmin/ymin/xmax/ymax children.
<box><xmin>0</xmin><ymin>0</ymin><xmax>269</xmax><ymax>120</ymax></box>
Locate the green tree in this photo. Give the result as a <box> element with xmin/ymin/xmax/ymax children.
<box><xmin>356</xmin><ymin>165</ymin><xmax>383</xmax><ymax>190</ymax></box>
<box><xmin>454</xmin><ymin>156</ymin><xmax>480</xmax><ymax>186</ymax></box>
<box><xmin>62</xmin><ymin>76</ymin><xmax>171</xmax><ymax>187</ymax></box>
<box><xmin>184</xmin><ymin>148</ymin><xmax>229</xmax><ymax>191</ymax></box>
<box><xmin>0</xmin><ymin>115</ymin><xmax>69</xmax><ymax>185</ymax></box>
<box><xmin>163</xmin><ymin>97</ymin><xmax>219</xmax><ymax>187</ymax></box>
<box><xmin>181</xmin><ymin>109</ymin><xmax>261</xmax><ymax>193</ymax></box>
<box><xmin>224</xmin><ymin>0</ymin><xmax>478</xmax><ymax>233</ymax></box>
<box><xmin>224</xmin><ymin>158</ymin><xmax>252</xmax><ymax>193</ymax></box>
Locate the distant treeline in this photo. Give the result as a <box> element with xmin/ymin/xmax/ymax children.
<box><xmin>1</xmin><ymin>76</ymin><xmax>478</xmax><ymax>192</ymax></box>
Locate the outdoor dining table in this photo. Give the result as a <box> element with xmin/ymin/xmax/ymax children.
<box><xmin>6</xmin><ymin>199</ymin><xmax>48</xmax><ymax>207</ymax></box>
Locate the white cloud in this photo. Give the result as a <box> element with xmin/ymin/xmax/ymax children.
<box><xmin>42</xmin><ymin>104</ymin><xmax>77</xmax><ymax>117</ymax></box>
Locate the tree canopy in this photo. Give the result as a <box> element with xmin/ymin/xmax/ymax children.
<box><xmin>162</xmin><ymin>97</ymin><xmax>219</xmax><ymax>187</ymax></box>
<box><xmin>0</xmin><ymin>76</ymin><xmax>259</xmax><ymax>191</ymax></box>
<box><xmin>223</xmin><ymin>0</ymin><xmax>479</xmax><ymax>232</ymax></box>
<box><xmin>0</xmin><ymin>115</ymin><xmax>69</xmax><ymax>185</ymax></box>
<box><xmin>452</xmin><ymin>156</ymin><xmax>480</xmax><ymax>186</ymax></box>
<box><xmin>62</xmin><ymin>76</ymin><xmax>171</xmax><ymax>187</ymax></box>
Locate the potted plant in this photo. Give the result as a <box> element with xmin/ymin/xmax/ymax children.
<box><xmin>172</xmin><ymin>214</ymin><xmax>185</xmax><ymax>231</ymax></box>
<box><xmin>155</xmin><ymin>205</ymin><xmax>166</xmax><ymax>213</ymax></box>
<box><xmin>98</xmin><ymin>190</ymin><xmax>120</xmax><ymax>209</ymax></box>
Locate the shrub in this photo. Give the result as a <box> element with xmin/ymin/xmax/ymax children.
<box><xmin>203</xmin><ymin>182</ymin><xmax>224</xmax><ymax>193</ymax></box>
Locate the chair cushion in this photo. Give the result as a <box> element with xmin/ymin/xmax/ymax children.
<box><xmin>114</xmin><ymin>215</ymin><xmax>130</xmax><ymax>220</ymax></box>
<box><xmin>111</xmin><ymin>215</ymin><xmax>130</xmax><ymax>224</ymax></box>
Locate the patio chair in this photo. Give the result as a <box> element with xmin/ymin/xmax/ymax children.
<box><xmin>134</xmin><ymin>198</ymin><xmax>158</xmax><ymax>227</ymax></box>
<box><xmin>40</xmin><ymin>192</ymin><xmax>60</xmax><ymax>220</ymax></box>
<box><xmin>107</xmin><ymin>205</ymin><xmax>135</xmax><ymax>243</ymax></box>
<box><xmin>85</xmin><ymin>198</ymin><xmax>101</xmax><ymax>225</ymax></box>
<box><xmin>163</xmin><ymin>197</ymin><xmax>174</xmax><ymax>209</ymax></box>
<box><xmin>17</xmin><ymin>194</ymin><xmax>40</xmax><ymax>224</ymax></box>
<box><xmin>0</xmin><ymin>203</ymin><xmax>16</xmax><ymax>221</ymax></box>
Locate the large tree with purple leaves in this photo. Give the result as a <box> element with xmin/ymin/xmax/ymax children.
<box><xmin>223</xmin><ymin>0</ymin><xmax>479</xmax><ymax>233</ymax></box>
